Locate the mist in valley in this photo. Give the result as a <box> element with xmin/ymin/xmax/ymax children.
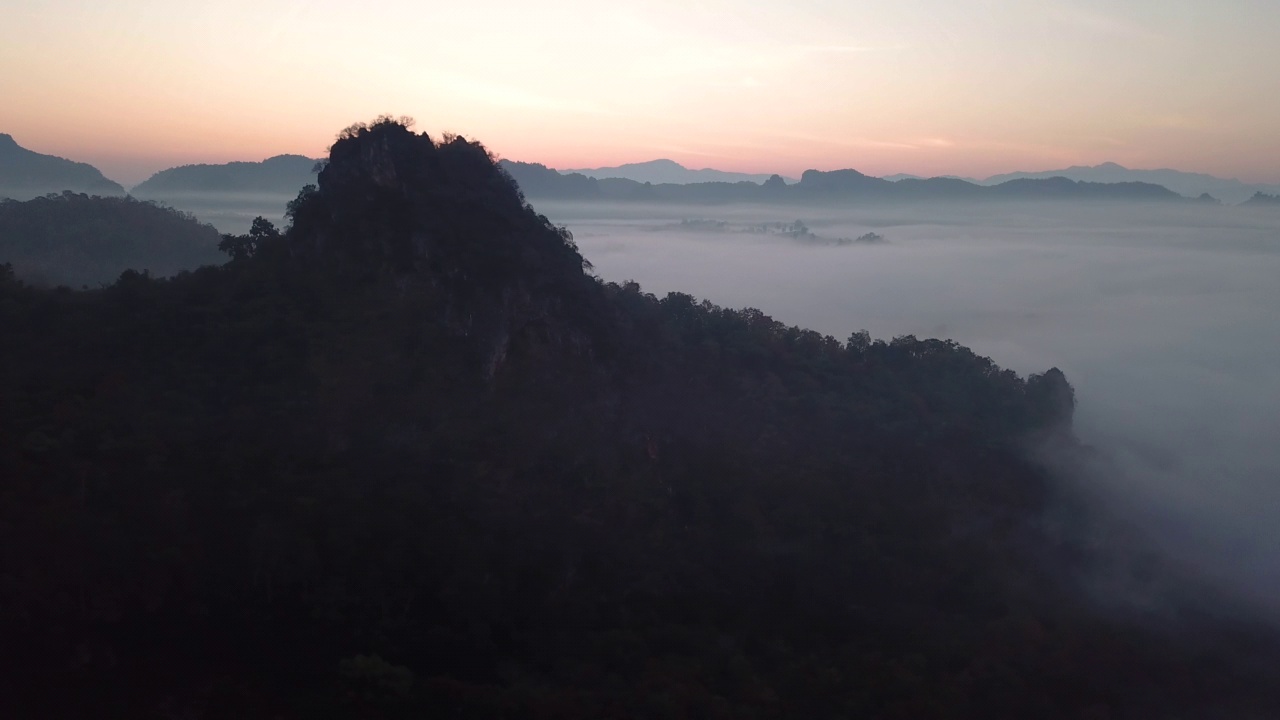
<box><xmin>135</xmin><ymin>191</ymin><xmax>295</xmax><ymax>236</ymax></box>
<box><xmin>534</xmin><ymin>199</ymin><xmax>1280</xmax><ymax>611</ymax></box>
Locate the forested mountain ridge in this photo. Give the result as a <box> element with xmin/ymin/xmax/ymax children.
<box><xmin>0</xmin><ymin>191</ymin><xmax>224</xmax><ymax>287</ymax></box>
<box><xmin>1241</xmin><ymin>191</ymin><xmax>1280</xmax><ymax>207</ymax></box>
<box><xmin>130</xmin><ymin>154</ymin><xmax>320</xmax><ymax>196</ymax></box>
<box><xmin>499</xmin><ymin>159</ymin><xmax>1185</xmax><ymax>204</ymax></box>
<box><xmin>0</xmin><ymin>133</ymin><xmax>125</xmax><ymax>200</ymax></box>
<box><xmin>2</xmin><ymin>118</ymin><xmax>1278</xmax><ymax>719</ymax></box>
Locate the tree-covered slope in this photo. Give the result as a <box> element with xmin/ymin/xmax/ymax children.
<box><xmin>0</xmin><ymin>191</ymin><xmax>224</xmax><ymax>287</ymax></box>
<box><xmin>1241</xmin><ymin>191</ymin><xmax>1280</xmax><ymax>207</ymax></box>
<box><xmin>0</xmin><ymin>133</ymin><xmax>125</xmax><ymax>200</ymax></box>
<box><xmin>130</xmin><ymin>154</ymin><xmax>320</xmax><ymax>196</ymax></box>
<box><xmin>1</xmin><ymin>118</ymin><xmax>1277</xmax><ymax>719</ymax></box>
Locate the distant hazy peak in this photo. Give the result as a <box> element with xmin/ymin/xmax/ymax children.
<box><xmin>0</xmin><ymin>133</ymin><xmax>125</xmax><ymax>199</ymax></box>
<box><xmin>564</xmin><ymin>158</ymin><xmax>794</xmax><ymax>186</ymax></box>
<box><xmin>577</xmin><ymin>159</ymin><xmax>689</xmax><ymax>171</ymax></box>
<box><xmin>153</xmin><ymin>154</ymin><xmax>320</xmax><ymax>171</ymax></box>
<box><xmin>882</xmin><ymin>172</ymin><xmax>982</xmax><ymax>183</ymax></box>
<box><xmin>131</xmin><ymin>154</ymin><xmax>322</xmax><ymax>195</ymax></box>
<box><xmin>229</xmin><ymin>154</ymin><xmax>320</xmax><ymax>168</ymax></box>
<box><xmin>980</xmin><ymin>162</ymin><xmax>1280</xmax><ymax>204</ymax></box>
<box><xmin>625</xmin><ymin>158</ymin><xmax>683</xmax><ymax>169</ymax></box>
<box><xmin>803</xmin><ymin>167</ymin><xmax>873</xmax><ymax>180</ymax></box>
<box><xmin>264</xmin><ymin>153</ymin><xmax>315</xmax><ymax>162</ymax></box>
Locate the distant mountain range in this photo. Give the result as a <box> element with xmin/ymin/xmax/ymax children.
<box><xmin>883</xmin><ymin>173</ymin><xmax>981</xmax><ymax>184</ymax></box>
<box><xmin>979</xmin><ymin>162</ymin><xmax>1280</xmax><ymax>205</ymax></box>
<box><xmin>501</xmin><ymin>160</ymin><xmax>1187</xmax><ymax>204</ymax></box>
<box><xmin>547</xmin><ymin>158</ymin><xmax>1280</xmax><ymax>206</ymax></box>
<box><xmin>0</xmin><ymin>134</ymin><xmax>125</xmax><ymax>200</ymax></box>
<box><xmin>5</xmin><ymin>132</ymin><xmax>1277</xmax><ymax>209</ymax></box>
<box><xmin>563</xmin><ymin>158</ymin><xmax>795</xmax><ymax>186</ymax></box>
<box><xmin>130</xmin><ymin>155</ymin><xmax>321</xmax><ymax>197</ymax></box>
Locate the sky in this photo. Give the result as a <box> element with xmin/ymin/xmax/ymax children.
<box><xmin>2</xmin><ymin>0</ymin><xmax>1278</xmax><ymax>186</ymax></box>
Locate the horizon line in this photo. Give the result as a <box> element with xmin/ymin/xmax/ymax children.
<box><xmin>6</xmin><ymin>131</ymin><xmax>1279</xmax><ymax>189</ymax></box>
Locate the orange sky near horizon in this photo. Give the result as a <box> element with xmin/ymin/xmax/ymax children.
<box><xmin>2</xmin><ymin>0</ymin><xmax>1278</xmax><ymax>186</ymax></box>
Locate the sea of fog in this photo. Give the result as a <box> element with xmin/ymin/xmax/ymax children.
<box><xmin>149</xmin><ymin>193</ymin><xmax>296</xmax><ymax>237</ymax></box>
<box><xmin>192</xmin><ymin>197</ymin><xmax>1279</xmax><ymax>608</ymax></box>
<box><xmin>532</xmin><ymin>200</ymin><xmax>1280</xmax><ymax>608</ymax></box>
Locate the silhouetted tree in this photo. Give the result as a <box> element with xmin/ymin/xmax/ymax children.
<box><xmin>218</xmin><ymin>215</ymin><xmax>281</xmax><ymax>260</ymax></box>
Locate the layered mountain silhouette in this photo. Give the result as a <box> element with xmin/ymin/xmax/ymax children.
<box><xmin>5</xmin><ymin>117</ymin><xmax>1280</xmax><ymax>718</ymax></box>
<box><xmin>541</xmin><ymin>157</ymin><xmax>1278</xmax><ymax>205</ymax></box>
<box><xmin>0</xmin><ymin>133</ymin><xmax>125</xmax><ymax>200</ymax></box>
<box><xmin>130</xmin><ymin>154</ymin><xmax>321</xmax><ymax>197</ymax></box>
<box><xmin>565</xmin><ymin>158</ymin><xmax>795</xmax><ymax>185</ymax></box>
<box><xmin>981</xmin><ymin>162</ymin><xmax>1280</xmax><ymax>205</ymax></box>
<box><xmin>501</xmin><ymin>160</ymin><xmax>1185</xmax><ymax>203</ymax></box>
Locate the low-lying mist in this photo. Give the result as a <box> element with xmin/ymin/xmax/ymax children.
<box><xmin>137</xmin><ymin>192</ymin><xmax>295</xmax><ymax>236</ymax></box>
<box><xmin>537</xmin><ymin>199</ymin><xmax>1280</xmax><ymax>612</ymax></box>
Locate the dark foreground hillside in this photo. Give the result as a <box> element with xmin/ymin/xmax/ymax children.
<box><xmin>0</xmin><ymin>192</ymin><xmax>224</xmax><ymax>287</ymax></box>
<box><xmin>2</xmin><ymin>119</ymin><xmax>1278</xmax><ymax>719</ymax></box>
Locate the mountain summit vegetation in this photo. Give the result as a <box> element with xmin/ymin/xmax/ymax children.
<box><xmin>2</xmin><ymin>117</ymin><xmax>1278</xmax><ymax>719</ymax></box>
